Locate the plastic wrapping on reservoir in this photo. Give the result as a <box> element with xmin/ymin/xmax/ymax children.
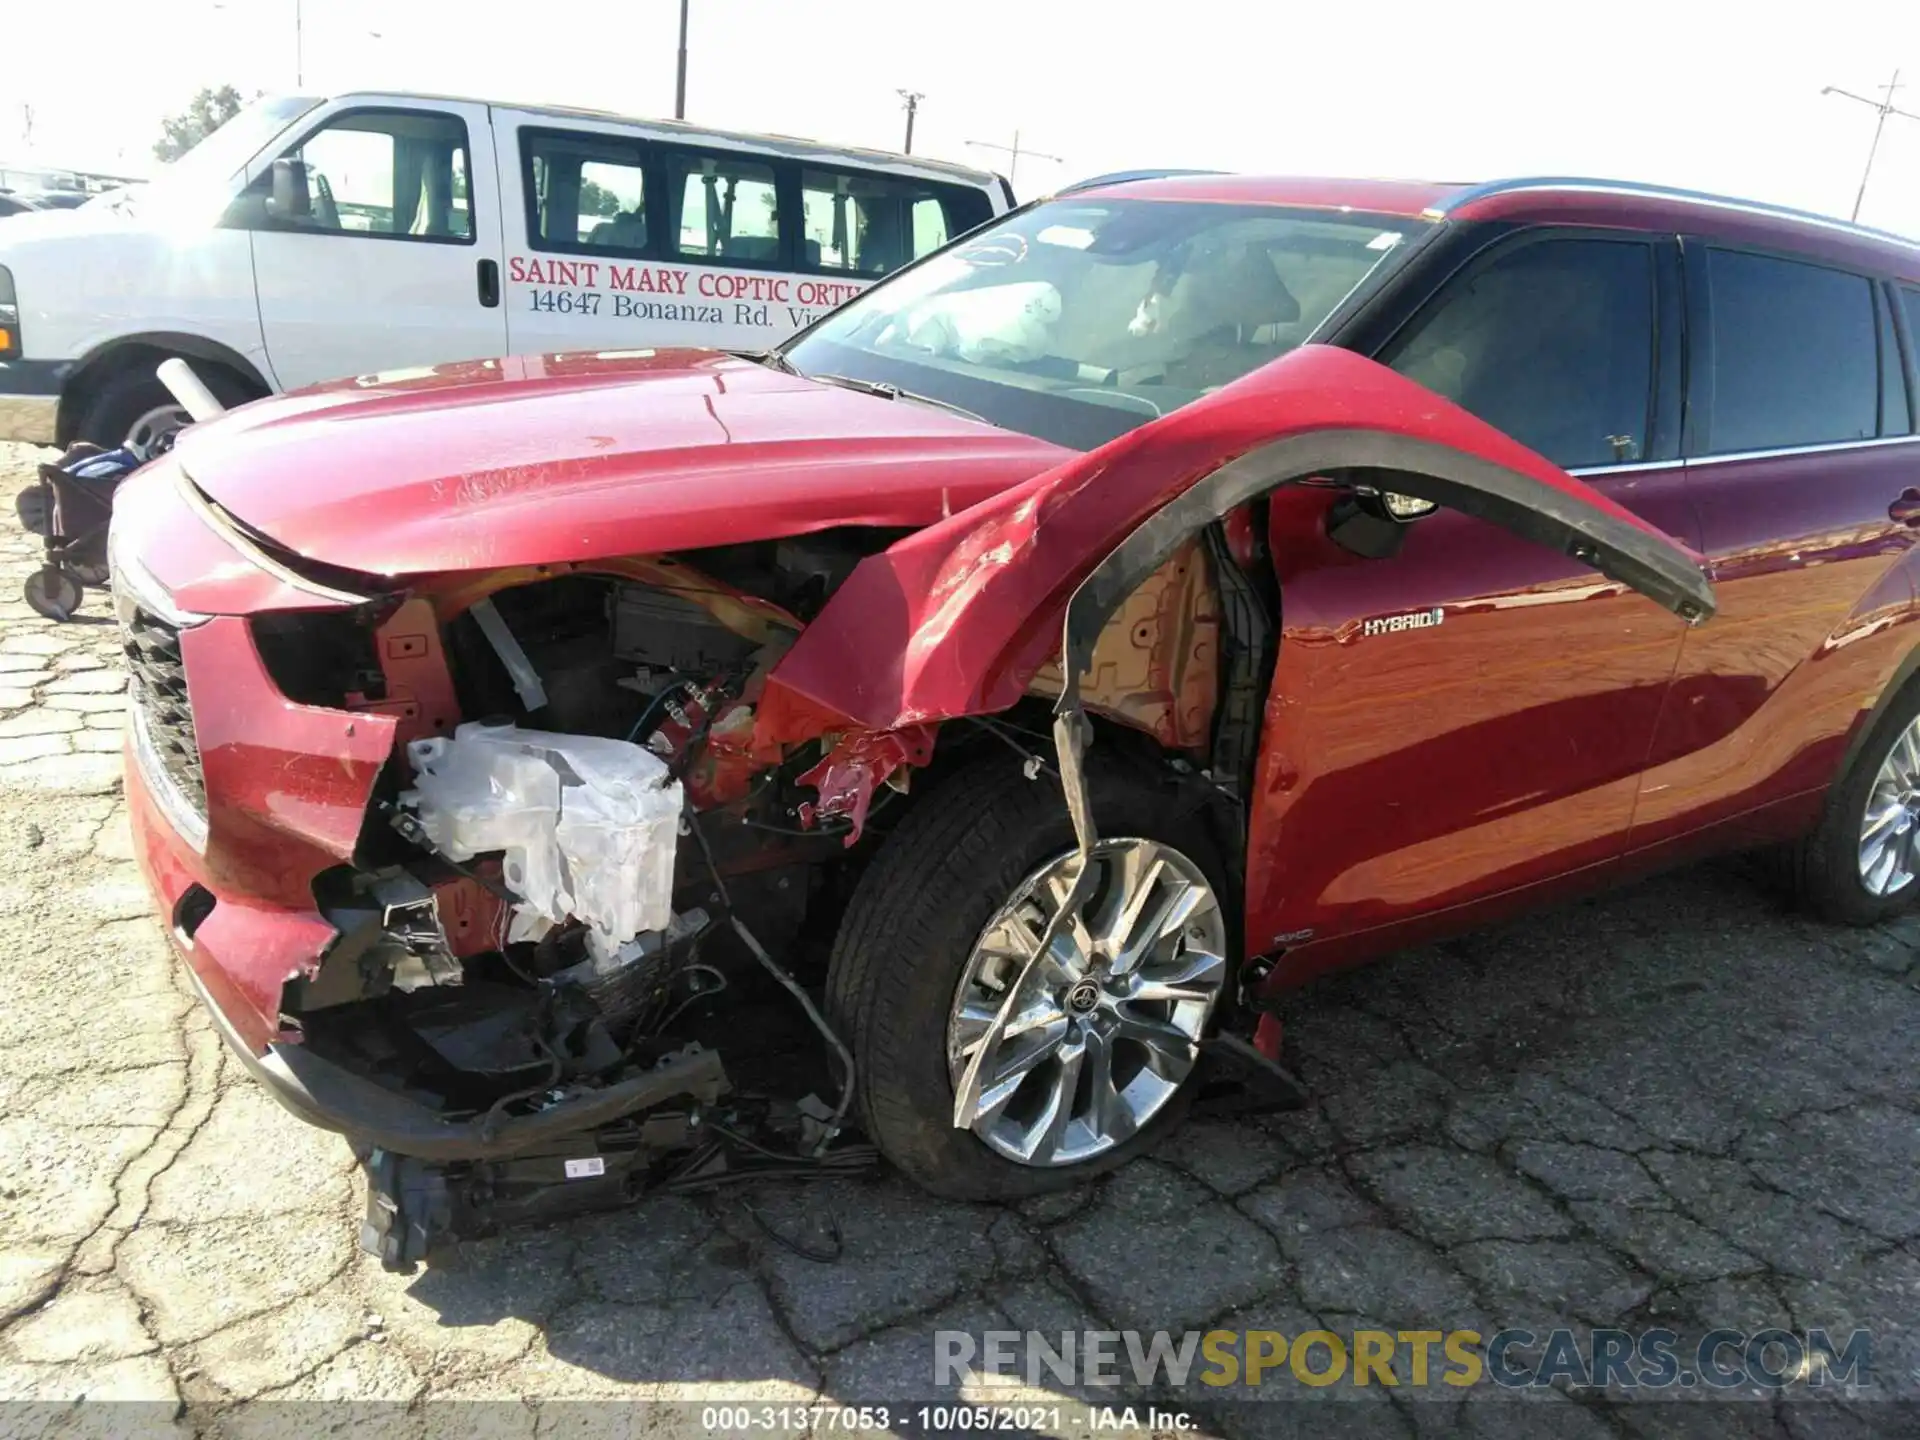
<box><xmin>403</xmin><ymin>722</ymin><xmax>683</xmax><ymax>958</ymax></box>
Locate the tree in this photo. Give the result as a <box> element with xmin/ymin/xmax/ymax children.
<box><xmin>578</xmin><ymin>177</ymin><xmax>622</xmax><ymax>218</ymax></box>
<box><xmin>153</xmin><ymin>86</ymin><xmax>248</xmax><ymax>162</ymax></box>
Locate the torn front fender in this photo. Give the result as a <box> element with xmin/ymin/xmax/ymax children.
<box><xmin>795</xmin><ymin>725</ymin><xmax>937</xmax><ymax>843</ymax></box>
<box><xmin>756</xmin><ymin>344</ymin><xmax>1714</xmax><ymax>743</ymax></box>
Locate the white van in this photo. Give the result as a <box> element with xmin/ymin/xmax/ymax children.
<box><xmin>0</xmin><ymin>92</ymin><xmax>1012</xmax><ymax>450</ymax></box>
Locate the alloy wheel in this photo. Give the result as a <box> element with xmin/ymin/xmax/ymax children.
<box><xmin>946</xmin><ymin>838</ymin><xmax>1227</xmax><ymax>1167</ymax></box>
<box><xmin>125</xmin><ymin>403</ymin><xmax>190</xmax><ymax>460</ymax></box>
<box><xmin>1859</xmin><ymin>714</ymin><xmax>1920</xmax><ymax>896</ymax></box>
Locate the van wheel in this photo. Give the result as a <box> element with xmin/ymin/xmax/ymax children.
<box><xmin>1788</xmin><ymin>681</ymin><xmax>1920</xmax><ymax>924</ymax></box>
<box><xmin>73</xmin><ymin>365</ymin><xmax>254</xmax><ymax>455</ymax></box>
<box><xmin>825</xmin><ymin>756</ymin><xmax>1233</xmax><ymax>1201</ymax></box>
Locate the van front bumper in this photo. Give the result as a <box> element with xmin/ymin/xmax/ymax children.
<box><xmin>0</xmin><ymin>360</ymin><xmax>67</xmax><ymax>445</ymax></box>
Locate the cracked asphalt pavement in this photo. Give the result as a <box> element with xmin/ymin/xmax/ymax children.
<box><xmin>0</xmin><ymin>440</ymin><xmax>1916</xmax><ymax>1437</ymax></box>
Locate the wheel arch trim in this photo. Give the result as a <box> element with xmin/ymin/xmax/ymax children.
<box><xmin>58</xmin><ymin>332</ymin><xmax>272</xmax><ymax>444</ymax></box>
<box><xmin>1832</xmin><ymin>634</ymin><xmax>1920</xmax><ymax>791</ymax></box>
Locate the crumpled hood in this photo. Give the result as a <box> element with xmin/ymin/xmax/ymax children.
<box><xmin>171</xmin><ymin>349</ymin><xmax>1069</xmax><ymax>577</ymax></box>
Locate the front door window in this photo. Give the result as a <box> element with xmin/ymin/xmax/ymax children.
<box><xmin>1384</xmin><ymin>237</ymin><xmax>1657</xmax><ymax>467</ymax></box>
<box><xmin>240</xmin><ymin>109</ymin><xmax>473</xmax><ymax>242</ymax></box>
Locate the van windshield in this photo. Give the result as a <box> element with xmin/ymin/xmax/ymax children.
<box><xmin>782</xmin><ymin>198</ymin><xmax>1425</xmax><ymax>450</ymax></box>
<box><xmin>139</xmin><ymin>95</ymin><xmax>324</xmax><ymax>211</ymax></box>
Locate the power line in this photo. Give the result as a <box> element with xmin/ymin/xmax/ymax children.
<box><xmin>1822</xmin><ymin>69</ymin><xmax>1920</xmax><ymax>222</ymax></box>
<box><xmin>964</xmin><ymin>130</ymin><xmax>1064</xmax><ymax>186</ymax></box>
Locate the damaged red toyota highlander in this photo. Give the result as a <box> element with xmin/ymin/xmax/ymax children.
<box><xmin>117</xmin><ymin>173</ymin><xmax>1920</xmax><ymax>1265</ymax></box>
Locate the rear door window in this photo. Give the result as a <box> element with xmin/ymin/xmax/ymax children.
<box><xmin>521</xmin><ymin>128</ymin><xmax>650</xmax><ymax>256</ymax></box>
<box><xmin>664</xmin><ymin>151</ymin><xmax>782</xmax><ymax>264</ymax></box>
<box><xmin>1702</xmin><ymin>250</ymin><xmax>1877</xmax><ymax>454</ymax></box>
<box><xmin>1383</xmin><ymin>237</ymin><xmax>1657</xmax><ymax>469</ymax></box>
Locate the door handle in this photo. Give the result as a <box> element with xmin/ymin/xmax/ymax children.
<box><xmin>1891</xmin><ymin>489</ymin><xmax>1920</xmax><ymax>526</ymax></box>
<box><xmin>476</xmin><ymin>258</ymin><xmax>500</xmax><ymax>309</ymax></box>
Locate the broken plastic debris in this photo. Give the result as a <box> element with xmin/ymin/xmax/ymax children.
<box><xmin>795</xmin><ymin>1091</ymin><xmax>841</xmax><ymax>1150</ymax></box>
<box><xmin>551</xmin><ymin>907</ymin><xmax>710</xmax><ymax>988</ymax></box>
<box><xmin>403</xmin><ymin>721</ymin><xmax>682</xmax><ymax>957</ymax></box>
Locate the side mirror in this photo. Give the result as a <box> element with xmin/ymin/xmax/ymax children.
<box><xmin>1326</xmin><ymin>483</ymin><xmax>1438</xmax><ymax>560</ymax></box>
<box><xmin>266</xmin><ymin>158</ymin><xmax>311</xmax><ymax>223</ymax></box>
<box><xmin>1375</xmin><ymin>491</ymin><xmax>1438</xmax><ymax>521</ymax></box>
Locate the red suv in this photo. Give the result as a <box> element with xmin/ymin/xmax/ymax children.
<box><xmin>115</xmin><ymin>173</ymin><xmax>1920</xmax><ymax>1264</ymax></box>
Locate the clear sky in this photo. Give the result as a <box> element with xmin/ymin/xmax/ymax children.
<box><xmin>10</xmin><ymin>0</ymin><xmax>1920</xmax><ymax>238</ymax></box>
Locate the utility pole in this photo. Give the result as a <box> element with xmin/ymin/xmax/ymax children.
<box><xmin>675</xmin><ymin>0</ymin><xmax>690</xmax><ymax>119</ymax></box>
<box><xmin>20</xmin><ymin>104</ymin><xmax>31</xmax><ymax>150</ymax></box>
<box><xmin>1822</xmin><ymin>70</ymin><xmax>1920</xmax><ymax>222</ymax></box>
<box><xmin>295</xmin><ymin>0</ymin><xmax>303</xmax><ymax>87</ymax></box>
<box><xmin>897</xmin><ymin>90</ymin><xmax>923</xmax><ymax>154</ymax></box>
<box><xmin>964</xmin><ymin>130</ymin><xmax>1064</xmax><ymax>186</ymax></box>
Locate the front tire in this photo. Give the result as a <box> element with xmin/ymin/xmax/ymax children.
<box><xmin>72</xmin><ymin>364</ymin><xmax>256</xmax><ymax>455</ymax></box>
<box><xmin>1788</xmin><ymin>679</ymin><xmax>1920</xmax><ymax>924</ymax></box>
<box><xmin>825</xmin><ymin>754</ymin><xmax>1233</xmax><ymax>1201</ymax></box>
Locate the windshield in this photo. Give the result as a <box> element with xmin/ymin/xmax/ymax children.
<box><xmin>139</xmin><ymin>94</ymin><xmax>323</xmax><ymax>211</ymax></box>
<box><xmin>784</xmin><ymin>197</ymin><xmax>1425</xmax><ymax>449</ymax></box>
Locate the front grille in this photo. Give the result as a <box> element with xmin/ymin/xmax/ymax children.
<box><xmin>120</xmin><ymin>604</ymin><xmax>205</xmax><ymax>816</ymax></box>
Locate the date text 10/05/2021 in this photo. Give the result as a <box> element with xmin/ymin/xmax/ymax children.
<box><xmin>697</xmin><ymin>1407</ymin><xmax>1195</xmax><ymax>1433</ymax></box>
<box><xmin>509</xmin><ymin>256</ymin><xmax>869</xmax><ymax>333</ymax></box>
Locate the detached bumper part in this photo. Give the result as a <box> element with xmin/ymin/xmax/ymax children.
<box><xmin>361</xmin><ymin>1150</ymin><xmax>453</xmax><ymax>1270</ymax></box>
<box><xmin>353</xmin><ymin>1047</ymin><xmax>727</xmax><ymax>1268</ymax></box>
<box><xmin>358</xmin><ymin>1099</ymin><xmax>714</xmax><ymax>1269</ymax></box>
<box><xmin>236</xmin><ymin>1034</ymin><xmax>728</xmax><ymax>1161</ymax></box>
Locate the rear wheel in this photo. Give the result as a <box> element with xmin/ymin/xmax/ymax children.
<box><xmin>1788</xmin><ymin>680</ymin><xmax>1920</xmax><ymax>924</ymax></box>
<box><xmin>825</xmin><ymin>756</ymin><xmax>1233</xmax><ymax>1200</ymax></box>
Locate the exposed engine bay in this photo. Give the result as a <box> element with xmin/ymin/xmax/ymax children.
<box><xmin>264</xmin><ymin>533</ymin><xmax>909</xmax><ymax>1265</ymax></box>
<box><xmin>254</xmin><ymin>525</ymin><xmax>1294</xmax><ymax>1269</ymax></box>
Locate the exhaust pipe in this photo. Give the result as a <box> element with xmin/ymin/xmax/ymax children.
<box><xmin>156</xmin><ymin>358</ymin><xmax>227</xmax><ymax>423</ymax></box>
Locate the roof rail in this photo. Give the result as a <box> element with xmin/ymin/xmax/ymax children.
<box><xmin>1431</xmin><ymin>175</ymin><xmax>1920</xmax><ymax>250</ymax></box>
<box><xmin>1053</xmin><ymin>168</ymin><xmax>1228</xmax><ymax>197</ymax></box>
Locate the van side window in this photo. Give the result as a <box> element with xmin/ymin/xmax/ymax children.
<box><xmin>248</xmin><ymin>110</ymin><xmax>472</xmax><ymax>242</ymax></box>
<box><xmin>798</xmin><ymin>170</ymin><xmax>966</xmax><ymax>275</ymax></box>
<box><xmin>1384</xmin><ymin>238</ymin><xmax>1656</xmax><ymax>469</ymax></box>
<box><xmin>1703</xmin><ymin>250</ymin><xmax>1876</xmax><ymax>454</ymax></box>
<box><xmin>913</xmin><ymin>199</ymin><xmax>950</xmax><ymax>257</ymax></box>
<box><xmin>664</xmin><ymin>152</ymin><xmax>781</xmax><ymax>264</ymax></box>
<box><xmin>521</xmin><ymin>129</ymin><xmax>650</xmax><ymax>256</ymax></box>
